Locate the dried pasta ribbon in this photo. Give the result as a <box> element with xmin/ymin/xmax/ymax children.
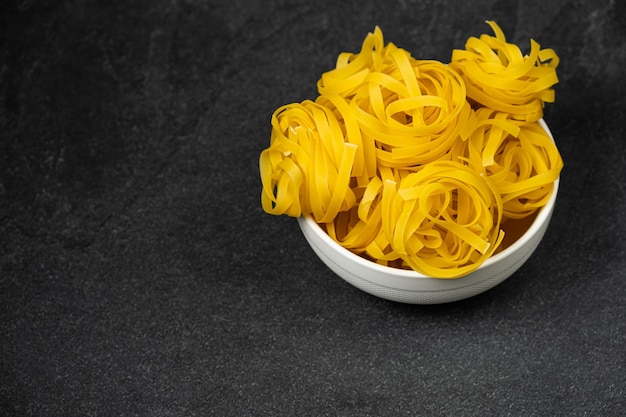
<box><xmin>450</xmin><ymin>20</ymin><xmax>559</xmax><ymax>122</ymax></box>
<box><xmin>259</xmin><ymin>101</ymin><xmax>358</xmax><ymax>222</ymax></box>
<box><xmin>318</xmin><ymin>28</ymin><xmax>476</xmax><ymax>168</ymax></box>
<box><xmin>456</xmin><ymin>108</ymin><xmax>563</xmax><ymax>218</ymax></box>
<box><xmin>326</xmin><ymin>161</ymin><xmax>505</xmax><ymax>277</ymax></box>
<box><xmin>318</xmin><ymin>26</ymin><xmax>393</xmax><ymax>99</ymax></box>
<box><xmin>324</xmin><ymin>169</ymin><xmax>406</xmax><ymax>265</ymax></box>
<box><xmin>382</xmin><ymin>161</ymin><xmax>504</xmax><ymax>278</ymax></box>
<box><xmin>316</xmin><ymin>94</ymin><xmax>377</xmax><ymax>185</ymax></box>
<box><xmin>325</xmin><ymin>177</ymin><xmax>384</xmax><ymax>252</ymax></box>
<box><xmin>353</xmin><ymin>58</ymin><xmax>476</xmax><ymax>167</ymax></box>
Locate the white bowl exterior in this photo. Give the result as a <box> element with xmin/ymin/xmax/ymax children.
<box><xmin>297</xmin><ymin>119</ymin><xmax>559</xmax><ymax>304</ymax></box>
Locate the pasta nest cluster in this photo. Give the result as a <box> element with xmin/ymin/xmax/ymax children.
<box><xmin>259</xmin><ymin>21</ymin><xmax>563</xmax><ymax>278</ymax></box>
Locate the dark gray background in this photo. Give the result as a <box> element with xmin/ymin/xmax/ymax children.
<box><xmin>2</xmin><ymin>0</ymin><xmax>624</xmax><ymax>415</ymax></box>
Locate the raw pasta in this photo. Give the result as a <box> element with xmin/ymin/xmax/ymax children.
<box><xmin>259</xmin><ymin>22</ymin><xmax>563</xmax><ymax>278</ymax></box>
<box><xmin>450</xmin><ymin>20</ymin><xmax>559</xmax><ymax>122</ymax></box>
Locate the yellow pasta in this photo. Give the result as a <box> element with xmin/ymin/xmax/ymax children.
<box><xmin>326</xmin><ymin>161</ymin><xmax>504</xmax><ymax>277</ymax></box>
<box><xmin>353</xmin><ymin>58</ymin><xmax>476</xmax><ymax>167</ymax></box>
<box><xmin>453</xmin><ymin>108</ymin><xmax>563</xmax><ymax>219</ymax></box>
<box><xmin>389</xmin><ymin>161</ymin><xmax>504</xmax><ymax>277</ymax></box>
<box><xmin>259</xmin><ymin>100</ymin><xmax>358</xmax><ymax>223</ymax></box>
<box><xmin>450</xmin><ymin>21</ymin><xmax>559</xmax><ymax>122</ymax></box>
<box><xmin>318</xmin><ymin>26</ymin><xmax>391</xmax><ymax>99</ymax></box>
<box><xmin>259</xmin><ymin>23</ymin><xmax>562</xmax><ymax>278</ymax></box>
<box><xmin>320</xmin><ymin>28</ymin><xmax>476</xmax><ymax>168</ymax></box>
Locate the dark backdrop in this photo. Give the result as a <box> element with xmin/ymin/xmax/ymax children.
<box><xmin>2</xmin><ymin>0</ymin><xmax>624</xmax><ymax>416</ymax></box>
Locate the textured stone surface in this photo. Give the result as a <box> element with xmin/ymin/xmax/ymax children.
<box><xmin>1</xmin><ymin>0</ymin><xmax>624</xmax><ymax>415</ymax></box>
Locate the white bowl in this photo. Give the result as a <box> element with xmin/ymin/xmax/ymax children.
<box><xmin>297</xmin><ymin>120</ymin><xmax>559</xmax><ymax>304</ymax></box>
